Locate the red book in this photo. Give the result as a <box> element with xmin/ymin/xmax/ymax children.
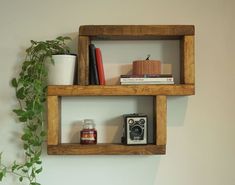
<box><xmin>95</xmin><ymin>48</ymin><xmax>105</xmax><ymax>85</ymax></box>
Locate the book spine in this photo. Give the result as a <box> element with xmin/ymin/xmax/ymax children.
<box><xmin>120</xmin><ymin>77</ymin><xmax>174</xmax><ymax>82</ymax></box>
<box><xmin>89</xmin><ymin>44</ymin><xmax>99</xmax><ymax>85</ymax></box>
<box><xmin>95</xmin><ymin>48</ymin><xmax>105</xmax><ymax>85</ymax></box>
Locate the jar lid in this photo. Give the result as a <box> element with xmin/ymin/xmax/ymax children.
<box><xmin>83</xmin><ymin>119</ymin><xmax>95</xmax><ymax>129</ymax></box>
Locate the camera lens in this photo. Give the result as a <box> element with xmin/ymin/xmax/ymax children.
<box><xmin>130</xmin><ymin>125</ymin><xmax>143</xmax><ymax>139</ymax></box>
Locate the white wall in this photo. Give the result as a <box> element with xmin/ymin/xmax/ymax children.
<box><xmin>0</xmin><ymin>0</ymin><xmax>235</xmax><ymax>185</ymax></box>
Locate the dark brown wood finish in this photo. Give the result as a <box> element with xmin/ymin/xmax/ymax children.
<box><xmin>78</xmin><ymin>36</ymin><xmax>90</xmax><ymax>85</ymax></box>
<box><xmin>79</xmin><ymin>25</ymin><xmax>195</xmax><ymax>40</ymax></box>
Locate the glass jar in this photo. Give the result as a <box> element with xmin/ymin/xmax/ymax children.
<box><xmin>80</xmin><ymin>119</ymin><xmax>97</xmax><ymax>144</ymax></box>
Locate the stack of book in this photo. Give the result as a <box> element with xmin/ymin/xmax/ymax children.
<box><xmin>89</xmin><ymin>44</ymin><xmax>105</xmax><ymax>85</ymax></box>
<box><xmin>120</xmin><ymin>74</ymin><xmax>174</xmax><ymax>85</ymax></box>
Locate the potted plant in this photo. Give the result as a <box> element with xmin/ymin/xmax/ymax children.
<box><xmin>46</xmin><ymin>37</ymin><xmax>76</xmax><ymax>85</ymax></box>
<box><xmin>0</xmin><ymin>36</ymin><xmax>73</xmax><ymax>185</ymax></box>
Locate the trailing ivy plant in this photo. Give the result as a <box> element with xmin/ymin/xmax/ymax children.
<box><xmin>0</xmin><ymin>36</ymin><xmax>71</xmax><ymax>185</ymax></box>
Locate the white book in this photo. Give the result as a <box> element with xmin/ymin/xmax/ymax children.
<box><xmin>120</xmin><ymin>77</ymin><xmax>174</xmax><ymax>83</ymax></box>
<box><xmin>121</xmin><ymin>81</ymin><xmax>174</xmax><ymax>85</ymax></box>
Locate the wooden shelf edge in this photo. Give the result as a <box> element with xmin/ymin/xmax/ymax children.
<box><xmin>47</xmin><ymin>144</ymin><xmax>166</xmax><ymax>155</ymax></box>
<box><xmin>79</xmin><ymin>25</ymin><xmax>195</xmax><ymax>39</ymax></box>
<box><xmin>47</xmin><ymin>84</ymin><xmax>195</xmax><ymax>96</ymax></box>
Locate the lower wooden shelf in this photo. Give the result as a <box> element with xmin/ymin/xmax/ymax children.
<box><xmin>47</xmin><ymin>144</ymin><xmax>166</xmax><ymax>155</ymax></box>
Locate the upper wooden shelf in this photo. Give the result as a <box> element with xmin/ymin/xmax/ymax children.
<box><xmin>79</xmin><ymin>25</ymin><xmax>195</xmax><ymax>40</ymax></box>
<box><xmin>47</xmin><ymin>85</ymin><xmax>195</xmax><ymax>96</ymax></box>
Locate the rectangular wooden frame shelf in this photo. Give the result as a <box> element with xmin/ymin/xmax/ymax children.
<box><xmin>47</xmin><ymin>25</ymin><xmax>195</xmax><ymax>155</ymax></box>
<box><xmin>47</xmin><ymin>94</ymin><xmax>167</xmax><ymax>155</ymax></box>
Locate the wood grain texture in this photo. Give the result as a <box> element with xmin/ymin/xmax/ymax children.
<box><xmin>78</xmin><ymin>36</ymin><xmax>90</xmax><ymax>85</ymax></box>
<box><xmin>47</xmin><ymin>96</ymin><xmax>61</xmax><ymax>145</ymax></box>
<box><xmin>156</xmin><ymin>96</ymin><xmax>167</xmax><ymax>146</ymax></box>
<box><xmin>47</xmin><ymin>85</ymin><xmax>195</xmax><ymax>96</ymax></box>
<box><xmin>180</xmin><ymin>35</ymin><xmax>195</xmax><ymax>84</ymax></box>
<box><xmin>47</xmin><ymin>144</ymin><xmax>165</xmax><ymax>155</ymax></box>
<box><xmin>79</xmin><ymin>25</ymin><xmax>195</xmax><ymax>40</ymax></box>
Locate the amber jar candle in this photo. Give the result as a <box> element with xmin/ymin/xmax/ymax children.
<box><xmin>80</xmin><ymin>119</ymin><xmax>97</xmax><ymax>144</ymax></box>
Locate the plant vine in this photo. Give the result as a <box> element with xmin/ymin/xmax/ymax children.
<box><xmin>0</xmin><ymin>36</ymin><xmax>71</xmax><ymax>185</ymax></box>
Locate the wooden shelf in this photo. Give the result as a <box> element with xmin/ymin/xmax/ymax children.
<box><xmin>47</xmin><ymin>25</ymin><xmax>195</xmax><ymax>155</ymax></box>
<box><xmin>47</xmin><ymin>84</ymin><xmax>195</xmax><ymax>96</ymax></box>
<box><xmin>78</xmin><ymin>25</ymin><xmax>195</xmax><ymax>86</ymax></box>
<box><xmin>47</xmin><ymin>95</ymin><xmax>167</xmax><ymax>155</ymax></box>
<box><xmin>48</xmin><ymin>144</ymin><xmax>165</xmax><ymax>155</ymax></box>
<box><xmin>79</xmin><ymin>25</ymin><xmax>194</xmax><ymax>40</ymax></box>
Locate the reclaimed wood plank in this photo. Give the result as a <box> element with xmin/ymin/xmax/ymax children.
<box><xmin>47</xmin><ymin>85</ymin><xmax>195</xmax><ymax>96</ymax></box>
<box><xmin>47</xmin><ymin>144</ymin><xmax>165</xmax><ymax>155</ymax></box>
<box><xmin>180</xmin><ymin>35</ymin><xmax>195</xmax><ymax>84</ymax></box>
<box><xmin>79</xmin><ymin>25</ymin><xmax>195</xmax><ymax>40</ymax></box>
<box><xmin>78</xmin><ymin>36</ymin><xmax>90</xmax><ymax>85</ymax></box>
<box><xmin>47</xmin><ymin>96</ymin><xmax>61</xmax><ymax>145</ymax></box>
<box><xmin>156</xmin><ymin>96</ymin><xmax>167</xmax><ymax>146</ymax></box>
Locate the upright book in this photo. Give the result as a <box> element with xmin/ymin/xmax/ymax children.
<box><xmin>95</xmin><ymin>48</ymin><xmax>105</xmax><ymax>85</ymax></box>
<box><xmin>89</xmin><ymin>44</ymin><xmax>99</xmax><ymax>85</ymax></box>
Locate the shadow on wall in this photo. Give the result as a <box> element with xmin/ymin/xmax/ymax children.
<box><xmin>42</xmin><ymin>143</ymin><xmax>162</xmax><ymax>185</ymax></box>
<box><xmin>167</xmin><ymin>96</ymin><xmax>188</xmax><ymax>127</ymax></box>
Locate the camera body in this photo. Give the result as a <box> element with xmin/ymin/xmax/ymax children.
<box><xmin>122</xmin><ymin>113</ymin><xmax>148</xmax><ymax>145</ymax></box>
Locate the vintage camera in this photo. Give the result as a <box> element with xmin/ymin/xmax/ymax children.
<box><xmin>122</xmin><ymin>113</ymin><xmax>147</xmax><ymax>145</ymax></box>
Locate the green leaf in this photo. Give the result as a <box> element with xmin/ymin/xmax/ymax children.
<box><xmin>25</xmin><ymin>162</ymin><xmax>33</xmax><ymax>168</ymax></box>
<box><xmin>23</xmin><ymin>143</ymin><xmax>29</xmax><ymax>150</ymax></box>
<box><xmin>35</xmin><ymin>167</ymin><xmax>42</xmax><ymax>174</ymax></box>
<box><xmin>12</xmin><ymin>162</ymin><xmax>19</xmax><ymax>172</ymax></box>
<box><xmin>31</xmin><ymin>170</ymin><xmax>35</xmax><ymax>178</ymax></box>
<box><xmin>0</xmin><ymin>172</ymin><xmax>4</xmax><ymax>181</ymax></box>
<box><xmin>0</xmin><ymin>167</ymin><xmax>6</xmax><ymax>181</ymax></box>
<box><xmin>13</xmin><ymin>109</ymin><xmax>25</xmax><ymax>116</ymax></box>
<box><xmin>16</xmin><ymin>165</ymin><xmax>24</xmax><ymax>170</ymax></box>
<box><xmin>21</xmin><ymin>168</ymin><xmax>28</xmax><ymax>173</ymax></box>
<box><xmin>40</xmin><ymin>131</ymin><xmax>46</xmax><ymax>137</ymax></box>
<box><xmin>30</xmin><ymin>40</ymin><xmax>37</xmax><ymax>45</ymax></box>
<box><xmin>36</xmin><ymin>160</ymin><xmax>42</xmax><ymax>165</ymax></box>
<box><xmin>16</xmin><ymin>87</ymin><xmax>25</xmax><ymax>100</ymax></box>
<box><xmin>21</xmin><ymin>133</ymin><xmax>31</xmax><ymax>141</ymax></box>
<box><xmin>19</xmin><ymin>176</ymin><xmax>23</xmax><ymax>182</ymax></box>
<box><xmin>25</xmin><ymin>152</ymin><xmax>31</xmax><ymax>157</ymax></box>
<box><xmin>56</xmin><ymin>36</ymin><xmax>63</xmax><ymax>41</ymax></box>
<box><xmin>19</xmin><ymin>116</ymin><xmax>27</xmax><ymax>122</ymax></box>
<box><xmin>30</xmin><ymin>182</ymin><xmax>41</xmax><ymax>185</ymax></box>
<box><xmin>11</xmin><ymin>78</ymin><xmax>18</xmax><ymax>87</ymax></box>
<box><xmin>63</xmin><ymin>36</ymin><xmax>71</xmax><ymax>40</ymax></box>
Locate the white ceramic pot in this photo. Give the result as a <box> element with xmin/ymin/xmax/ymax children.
<box><xmin>47</xmin><ymin>55</ymin><xmax>76</xmax><ymax>85</ymax></box>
